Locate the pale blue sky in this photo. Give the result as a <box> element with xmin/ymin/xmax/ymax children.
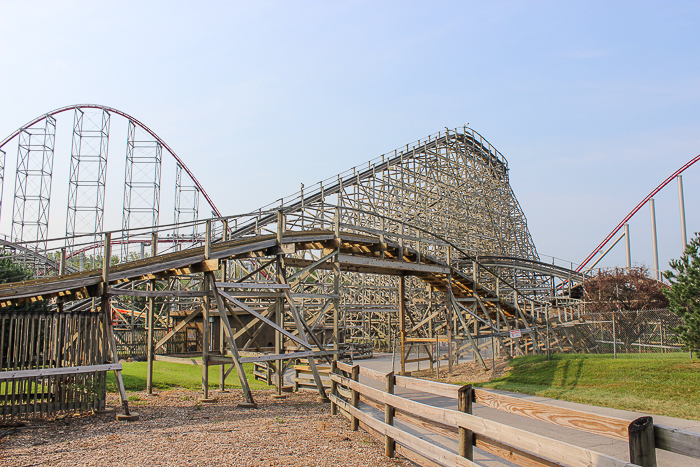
<box><xmin>1</xmin><ymin>0</ymin><xmax>699</xmax><ymax>273</ymax></box>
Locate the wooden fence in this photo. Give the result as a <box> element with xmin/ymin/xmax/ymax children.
<box><xmin>330</xmin><ymin>361</ymin><xmax>700</xmax><ymax>467</ymax></box>
<box><xmin>0</xmin><ymin>311</ymin><xmax>109</xmax><ymax>421</ymax></box>
<box><xmin>113</xmin><ymin>327</ymin><xmax>192</xmax><ymax>359</ymax></box>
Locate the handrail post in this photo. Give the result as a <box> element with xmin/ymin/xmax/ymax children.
<box><xmin>330</xmin><ymin>360</ymin><xmax>338</xmax><ymax>416</ymax></box>
<box><xmin>277</xmin><ymin>210</ymin><xmax>284</xmax><ymax>244</ymax></box>
<box><xmin>205</xmin><ymin>219</ymin><xmax>211</xmax><ymax>260</ymax></box>
<box><xmin>629</xmin><ymin>416</ymin><xmax>657</xmax><ymax>467</ymax></box>
<box><xmin>350</xmin><ymin>365</ymin><xmax>360</xmax><ymax>431</ymax></box>
<box><xmin>458</xmin><ymin>384</ymin><xmax>474</xmax><ymax>461</ymax></box>
<box><xmin>334</xmin><ymin>206</ymin><xmax>340</xmax><ymax>238</ymax></box>
<box><xmin>384</xmin><ymin>371</ymin><xmax>396</xmax><ymax>457</ymax></box>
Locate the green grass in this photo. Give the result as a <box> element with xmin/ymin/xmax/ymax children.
<box><xmin>475</xmin><ymin>353</ymin><xmax>700</xmax><ymax>420</ymax></box>
<box><xmin>106</xmin><ymin>361</ymin><xmax>272</xmax><ymax>392</ymax></box>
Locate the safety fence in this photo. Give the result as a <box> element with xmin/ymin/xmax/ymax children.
<box><xmin>575</xmin><ymin>309</ymin><xmax>685</xmax><ymax>354</ymax></box>
<box><xmin>0</xmin><ymin>311</ymin><xmax>108</xmax><ymax>421</ymax></box>
<box><xmin>330</xmin><ymin>361</ymin><xmax>700</xmax><ymax>467</ymax></box>
<box><xmin>113</xmin><ymin>327</ymin><xmax>194</xmax><ymax>359</ymax></box>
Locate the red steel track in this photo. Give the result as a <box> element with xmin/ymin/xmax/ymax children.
<box><xmin>0</xmin><ymin>104</ymin><xmax>221</xmax><ymax>217</ymax></box>
<box><xmin>577</xmin><ymin>154</ymin><xmax>700</xmax><ymax>272</ymax></box>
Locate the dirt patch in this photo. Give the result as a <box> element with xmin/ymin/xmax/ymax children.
<box><xmin>0</xmin><ymin>390</ymin><xmax>412</xmax><ymax>467</ymax></box>
<box><xmin>411</xmin><ymin>357</ymin><xmax>512</xmax><ymax>384</ymax></box>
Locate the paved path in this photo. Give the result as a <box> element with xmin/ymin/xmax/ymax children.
<box><xmin>349</xmin><ymin>353</ymin><xmax>700</xmax><ymax>467</ymax></box>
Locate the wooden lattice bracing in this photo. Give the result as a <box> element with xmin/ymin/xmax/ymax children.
<box><xmin>0</xmin><ymin>127</ymin><xmax>588</xmax><ymax>416</ymax></box>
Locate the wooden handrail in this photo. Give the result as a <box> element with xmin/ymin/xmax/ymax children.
<box><xmin>330</xmin><ymin>394</ymin><xmax>479</xmax><ymax>467</ymax></box>
<box><xmin>331</xmin><ymin>373</ymin><xmax>636</xmax><ymax>467</ymax></box>
<box><xmin>0</xmin><ymin>363</ymin><xmax>123</xmax><ymax>380</ymax></box>
<box><xmin>330</xmin><ymin>363</ymin><xmax>700</xmax><ymax>463</ymax></box>
<box><xmin>473</xmin><ymin>389</ymin><xmax>630</xmax><ymax>441</ymax></box>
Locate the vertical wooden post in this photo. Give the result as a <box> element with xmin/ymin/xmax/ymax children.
<box><xmin>220</xmin><ymin>220</ymin><xmax>228</xmax><ymax>391</ymax></box>
<box><xmin>59</xmin><ymin>248</ymin><xmax>66</xmax><ymax>275</ymax></box>
<box><xmin>201</xmin><ymin>220</ymin><xmax>213</xmax><ymax>401</ymax></box>
<box><xmin>333</xmin><ymin>251</ymin><xmax>340</xmax><ymax>361</ymax></box>
<box><xmin>384</xmin><ymin>371</ymin><xmax>396</xmax><ymax>457</ymax></box>
<box><xmin>447</xmin><ymin>274</ymin><xmax>453</xmax><ymax>373</ymax></box>
<box><xmin>350</xmin><ymin>365</ymin><xmax>360</xmax><ymax>431</ymax></box>
<box><xmin>399</xmin><ymin>275</ymin><xmax>406</xmax><ymax>375</ymax></box>
<box><xmin>458</xmin><ymin>384</ymin><xmax>474</xmax><ymax>461</ymax></box>
<box><xmin>274</xmin><ymin>256</ymin><xmax>285</xmax><ymax>399</ymax></box>
<box><xmin>629</xmin><ymin>416</ymin><xmax>657</xmax><ymax>467</ymax></box>
<box><xmin>334</xmin><ymin>206</ymin><xmax>340</xmax><ymax>238</ymax></box>
<box><xmin>104</xmin><ymin>233</ymin><xmax>138</xmax><ymax>420</ymax></box>
<box><xmin>330</xmin><ymin>360</ymin><xmax>338</xmax><ymax>415</ymax></box>
<box><xmin>57</xmin><ymin>248</ymin><xmax>66</xmax><ymax>313</ymax></box>
<box><xmin>146</xmin><ymin>233</ymin><xmax>157</xmax><ymax>395</ymax></box>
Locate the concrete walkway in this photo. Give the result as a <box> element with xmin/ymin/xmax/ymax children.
<box><xmin>349</xmin><ymin>353</ymin><xmax>700</xmax><ymax>467</ymax></box>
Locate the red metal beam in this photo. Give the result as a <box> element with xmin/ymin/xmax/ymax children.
<box><xmin>0</xmin><ymin>104</ymin><xmax>221</xmax><ymax>217</ymax></box>
<box><xmin>577</xmin><ymin>154</ymin><xmax>700</xmax><ymax>272</ymax></box>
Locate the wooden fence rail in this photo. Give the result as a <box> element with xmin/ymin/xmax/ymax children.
<box><xmin>332</xmin><ymin>361</ymin><xmax>700</xmax><ymax>467</ymax></box>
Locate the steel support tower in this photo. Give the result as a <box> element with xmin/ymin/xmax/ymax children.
<box><xmin>173</xmin><ymin>163</ymin><xmax>200</xmax><ymax>251</ymax></box>
<box><xmin>121</xmin><ymin>120</ymin><xmax>162</xmax><ymax>261</ymax></box>
<box><xmin>11</xmin><ymin>115</ymin><xmax>56</xmax><ymax>263</ymax></box>
<box><xmin>0</xmin><ymin>148</ymin><xmax>5</xmax><ymax>223</ymax></box>
<box><xmin>66</xmin><ymin>108</ymin><xmax>110</xmax><ymax>256</ymax></box>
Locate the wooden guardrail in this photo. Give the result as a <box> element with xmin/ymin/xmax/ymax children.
<box><xmin>293</xmin><ymin>364</ymin><xmax>331</xmax><ymax>391</ymax></box>
<box><xmin>253</xmin><ymin>361</ymin><xmax>272</xmax><ymax>385</ymax></box>
<box><xmin>331</xmin><ymin>361</ymin><xmax>700</xmax><ymax>467</ymax></box>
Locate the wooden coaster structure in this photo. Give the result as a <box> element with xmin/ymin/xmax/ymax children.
<box><xmin>0</xmin><ymin>127</ymin><xmax>588</xmax><ymax>420</ymax></box>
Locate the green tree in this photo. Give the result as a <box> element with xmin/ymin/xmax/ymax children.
<box><xmin>583</xmin><ymin>266</ymin><xmax>669</xmax><ymax>352</ymax></box>
<box><xmin>663</xmin><ymin>233</ymin><xmax>700</xmax><ymax>354</ymax></box>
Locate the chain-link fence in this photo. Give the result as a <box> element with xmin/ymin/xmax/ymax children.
<box><xmin>571</xmin><ymin>309</ymin><xmax>685</xmax><ymax>354</ymax></box>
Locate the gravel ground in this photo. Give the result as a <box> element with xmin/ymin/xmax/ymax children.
<box><xmin>0</xmin><ymin>390</ymin><xmax>413</xmax><ymax>467</ymax></box>
<box><xmin>411</xmin><ymin>356</ymin><xmax>511</xmax><ymax>384</ymax></box>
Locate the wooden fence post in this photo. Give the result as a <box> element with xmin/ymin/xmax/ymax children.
<box><xmin>350</xmin><ymin>365</ymin><xmax>360</xmax><ymax>431</ymax></box>
<box><xmin>458</xmin><ymin>384</ymin><xmax>474</xmax><ymax>461</ymax></box>
<box><xmin>629</xmin><ymin>416</ymin><xmax>657</xmax><ymax>467</ymax></box>
<box><xmin>330</xmin><ymin>360</ymin><xmax>338</xmax><ymax>416</ymax></box>
<box><xmin>385</xmin><ymin>371</ymin><xmax>396</xmax><ymax>457</ymax></box>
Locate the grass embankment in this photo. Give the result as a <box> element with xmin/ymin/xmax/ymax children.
<box><xmin>476</xmin><ymin>353</ymin><xmax>700</xmax><ymax>420</ymax></box>
<box><xmin>106</xmin><ymin>361</ymin><xmax>272</xmax><ymax>392</ymax></box>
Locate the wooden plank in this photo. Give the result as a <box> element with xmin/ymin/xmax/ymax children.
<box><xmin>239</xmin><ymin>350</ymin><xmax>336</xmax><ymax>363</ymax></box>
<box><xmin>405</xmin><ymin>337</ymin><xmax>451</xmax><ymax>343</ymax></box>
<box><xmin>331</xmin><ymin>394</ymin><xmax>478</xmax><ymax>467</ymax></box>
<box><xmin>0</xmin><ymin>363</ymin><xmax>122</xmax><ymax>381</ymax></box>
<box><xmin>654</xmin><ymin>424</ymin><xmax>700</xmax><ymax>459</ymax></box>
<box><xmin>476</xmin><ymin>434</ymin><xmax>565</xmax><ymax>467</ymax></box>
<box><xmin>362</xmin><ymin>395</ymin><xmax>459</xmax><ymax>440</ymax></box>
<box><xmin>215</xmin><ymin>282</ymin><xmax>290</xmax><ymax>290</ymax></box>
<box><xmin>332</xmin><ymin>374</ymin><xmax>636</xmax><ymax>467</ymax></box>
<box><xmin>358</xmin><ymin>365</ymin><xmax>387</xmax><ymax>382</ymax></box>
<box><xmin>154</xmin><ymin>355</ymin><xmax>201</xmax><ymax>365</ymax></box>
<box><xmin>355</xmin><ymin>413</ymin><xmax>446</xmax><ymax>467</ymax></box>
<box><xmin>395</xmin><ymin>375</ymin><xmax>459</xmax><ymax>398</ymax></box>
<box><xmin>363</xmin><ymin>396</ymin><xmax>563</xmax><ymax>467</ymax></box>
<box><xmin>338</xmin><ymin>254</ymin><xmax>450</xmax><ymax>275</ymax></box>
<box><xmin>474</xmin><ymin>389</ymin><xmax>630</xmax><ymax>441</ymax></box>
<box><xmin>108</xmin><ymin>288</ymin><xmax>210</xmax><ymax>298</ymax></box>
<box><xmin>290</xmin><ymin>293</ymin><xmax>340</xmax><ymax>300</ymax></box>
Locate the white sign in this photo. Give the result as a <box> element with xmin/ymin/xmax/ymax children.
<box><xmin>509</xmin><ymin>329</ymin><xmax>522</xmax><ymax>339</ymax></box>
